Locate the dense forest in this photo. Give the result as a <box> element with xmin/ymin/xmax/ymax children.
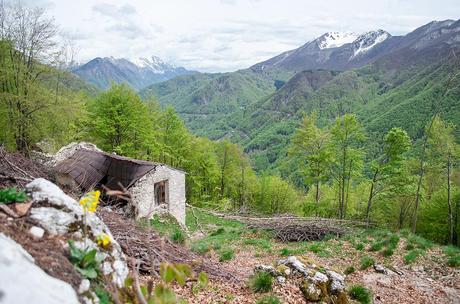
<box><xmin>0</xmin><ymin>1</ymin><xmax>459</xmax><ymax>250</ymax></box>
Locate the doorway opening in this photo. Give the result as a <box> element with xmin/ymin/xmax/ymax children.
<box><xmin>154</xmin><ymin>180</ymin><xmax>168</xmax><ymax>205</ymax></box>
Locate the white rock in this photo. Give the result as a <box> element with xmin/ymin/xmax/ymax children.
<box><xmin>0</xmin><ymin>233</ymin><xmax>79</xmax><ymax>304</ymax></box>
<box><xmin>30</xmin><ymin>207</ymin><xmax>77</xmax><ymax>235</ymax></box>
<box><xmin>278</xmin><ymin>256</ymin><xmax>310</xmax><ymax>276</ymax></box>
<box><xmin>312</xmin><ymin>271</ymin><xmax>329</xmax><ymax>283</ymax></box>
<box><xmin>78</xmin><ymin>279</ymin><xmax>90</xmax><ymax>294</ymax></box>
<box><xmin>277</xmin><ymin>276</ymin><xmax>286</xmax><ymax>284</ymax></box>
<box><xmin>102</xmin><ymin>261</ymin><xmax>113</xmax><ymax>275</ymax></box>
<box><xmin>326</xmin><ymin>270</ymin><xmax>346</xmax><ymax>293</ymax></box>
<box><xmin>28</xmin><ymin>226</ymin><xmax>45</xmax><ymax>239</ymax></box>
<box><xmin>26</xmin><ymin>178</ymin><xmax>129</xmax><ymax>287</ymax></box>
<box><xmin>255</xmin><ymin>265</ymin><xmax>279</xmax><ymax>276</ymax></box>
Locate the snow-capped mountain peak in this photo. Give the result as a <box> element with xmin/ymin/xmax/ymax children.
<box><xmin>351</xmin><ymin>29</ymin><xmax>391</xmax><ymax>57</ymax></box>
<box><xmin>132</xmin><ymin>56</ymin><xmax>176</xmax><ymax>74</ymax></box>
<box><xmin>316</xmin><ymin>32</ymin><xmax>359</xmax><ymax>49</ymax></box>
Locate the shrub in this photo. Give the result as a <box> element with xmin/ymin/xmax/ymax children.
<box><xmin>256</xmin><ymin>295</ymin><xmax>281</xmax><ymax>304</ymax></box>
<box><xmin>404</xmin><ymin>250</ymin><xmax>420</xmax><ymax>264</ymax></box>
<box><xmin>344</xmin><ymin>265</ymin><xmax>355</xmax><ymax>275</ymax></box>
<box><xmin>447</xmin><ymin>255</ymin><xmax>460</xmax><ymax>267</ymax></box>
<box><xmin>360</xmin><ymin>256</ymin><xmax>375</xmax><ymax>270</ymax></box>
<box><xmin>219</xmin><ymin>248</ymin><xmax>234</xmax><ymax>261</ymax></box>
<box><xmin>170</xmin><ymin>229</ymin><xmax>186</xmax><ymax>244</ymax></box>
<box><xmin>349</xmin><ymin>285</ymin><xmax>372</xmax><ymax>304</ymax></box>
<box><xmin>0</xmin><ymin>188</ymin><xmax>27</xmax><ymax>204</ymax></box>
<box><xmin>249</xmin><ymin>271</ymin><xmax>273</xmax><ymax>293</ymax></box>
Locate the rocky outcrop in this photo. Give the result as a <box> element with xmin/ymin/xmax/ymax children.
<box><xmin>0</xmin><ymin>233</ymin><xmax>80</xmax><ymax>304</ymax></box>
<box><xmin>255</xmin><ymin>255</ymin><xmax>348</xmax><ymax>303</ymax></box>
<box><xmin>26</xmin><ymin>178</ymin><xmax>129</xmax><ymax>288</ymax></box>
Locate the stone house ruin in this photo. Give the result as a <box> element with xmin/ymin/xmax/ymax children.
<box><xmin>49</xmin><ymin>143</ymin><xmax>186</xmax><ymax>225</ymax></box>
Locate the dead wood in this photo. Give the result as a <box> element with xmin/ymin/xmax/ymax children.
<box><xmin>98</xmin><ymin>208</ymin><xmax>238</xmax><ymax>282</ymax></box>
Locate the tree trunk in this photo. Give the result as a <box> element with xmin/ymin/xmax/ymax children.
<box><xmin>366</xmin><ymin>169</ymin><xmax>379</xmax><ymax>228</ymax></box>
<box><xmin>447</xmin><ymin>154</ymin><xmax>453</xmax><ymax>244</ymax></box>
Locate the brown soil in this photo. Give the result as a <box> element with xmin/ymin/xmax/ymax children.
<box><xmin>98</xmin><ymin>208</ymin><xmax>237</xmax><ymax>282</ymax></box>
<box><xmin>0</xmin><ymin>216</ymin><xmax>82</xmax><ymax>290</ymax></box>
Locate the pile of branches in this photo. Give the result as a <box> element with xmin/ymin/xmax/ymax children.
<box><xmin>0</xmin><ymin>146</ymin><xmax>51</xmax><ymax>188</ymax></box>
<box><xmin>98</xmin><ymin>208</ymin><xmax>237</xmax><ymax>282</ymax></box>
<box><xmin>232</xmin><ymin>215</ymin><xmax>365</xmax><ymax>242</ymax></box>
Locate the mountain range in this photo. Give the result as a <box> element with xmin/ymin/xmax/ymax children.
<box><xmin>75</xmin><ymin>19</ymin><xmax>460</xmax><ymax>174</ymax></box>
<box><xmin>73</xmin><ymin>56</ymin><xmax>195</xmax><ymax>90</ymax></box>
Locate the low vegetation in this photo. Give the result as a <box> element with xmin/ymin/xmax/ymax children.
<box><xmin>349</xmin><ymin>285</ymin><xmax>372</xmax><ymax>304</ymax></box>
<box><xmin>249</xmin><ymin>271</ymin><xmax>273</xmax><ymax>293</ymax></box>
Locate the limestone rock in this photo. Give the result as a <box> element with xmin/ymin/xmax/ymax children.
<box><xmin>254</xmin><ymin>265</ymin><xmax>280</xmax><ymax>276</ymax></box>
<box><xmin>278</xmin><ymin>255</ymin><xmax>313</xmax><ymax>276</ymax></box>
<box><xmin>26</xmin><ymin>178</ymin><xmax>129</xmax><ymax>287</ymax></box>
<box><xmin>300</xmin><ymin>280</ymin><xmax>322</xmax><ymax>301</ymax></box>
<box><xmin>0</xmin><ymin>233</ymin><xmax>79</xmax><ymax>304</ymax></box>
<box><xmin>28</xmin><ymin>226</ymin><xmax>45</xmax><ymax>239</ymax></box>
<box><xmin>374</xmin><ymin>263</ymin><xmax>390</xmax><ymax>275</ymax></box>
<box><xmin>277</xmin><ymin>276</ymin><xmax>286</xmax><ymax>284</ymax></box>
<box><xmin>326</xmin><ymin>270</ymin><xmax>346</xmax><ymax>293</ymax></box>
<box><xmin>30</xmin><ymin>207</ymin><xmax>78</xmax><ymax>235</ymax></box>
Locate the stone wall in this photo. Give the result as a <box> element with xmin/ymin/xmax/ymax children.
<box><xmin>130</xmin><ymin>165</ymin><xmax>186</xmax><ymax>225</ymax></box>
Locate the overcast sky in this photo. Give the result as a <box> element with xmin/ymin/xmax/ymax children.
<box><xmin>24</xmin><ymin>0</ymin><xmax>460</xmax><ymax>72</ymax></box>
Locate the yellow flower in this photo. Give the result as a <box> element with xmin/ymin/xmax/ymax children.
<box><xmin>79</xmin><ymin>190</ymin><xmax>100</xmax><ymax>213</ymax></box>
<box><xmin>96</xmin><ymin>233</ymin><xmax>111</xmax><ymax>247</ymax></box>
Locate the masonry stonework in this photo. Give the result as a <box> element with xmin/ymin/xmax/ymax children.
<box><xmin>130</xmin><ymin>165</ymin><xmax>186</xmax><ymax>225</ymax></box>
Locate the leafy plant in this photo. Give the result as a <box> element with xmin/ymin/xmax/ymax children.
<box><xmin>0</xmin><ymin>188</ymin><xmax>27</xmax><ymax>204</ymax></box>
<box><xmin>349</xmin><ymin>285</ymin><xmax>372</xmax><ymax>304</ymax></box>
<box><xmin>68</xmin><ymin>240</ymin><xmax>101</xmax><ymax>279</ymax></box>
<box><xmin>256</xmin><ymin>295</ymin><xmax>281</xmax><ymax>304</ymax></box>
<box><xmin>249</xmin><ymin>271</ymin><xmax>273</xmax><ymax>293</ymax></box>
<box><xmin>360</xmin><ymin>256</ymin><xmax>375</xmax><ymax>270</ymax></box>
<box><xmin>219</xmin><ymin>248</ymin><xmax>234</xmax><ymax>261</ymax></box>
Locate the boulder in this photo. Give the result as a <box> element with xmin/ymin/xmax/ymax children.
<box><xmin>0</xmin><ymin>233</ymin><xmax>79</xmax><ymax>304</ymax></box>
<box><xmin>26</xmin><ymin>178</ymin><xmax>129</xmax><ymax>287</ymax></box>
<box><xmin>254</xmin><ymin>265</ymin><xmax>280</xmax><ymax>276</ymax></box>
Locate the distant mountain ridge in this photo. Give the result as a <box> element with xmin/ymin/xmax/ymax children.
<box><xmin>141</xmin><ymin>19</ymin><xmax>460</xmax><ymax>172</ymax></box>
<box><xmin>73</xmin><ymin>56</ymin><xmax>195</xmax><ymax>90</ymax></box>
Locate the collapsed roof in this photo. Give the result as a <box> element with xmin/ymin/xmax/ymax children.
<box><xmin>55</xmin><ymin>150</ymin><xmax>157</xmax><ymax>191</ymax></box>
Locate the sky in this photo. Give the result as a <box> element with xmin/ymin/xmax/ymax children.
<box><xmin>23</xmin><ymin>0</ymin><xmax>460</xmax><ymax>72</ymax></box>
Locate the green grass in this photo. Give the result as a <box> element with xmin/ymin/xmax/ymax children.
<box><xmin>369</xmin><ymin>241</ymin><xmax>384</xmax><ymax>252</ymax></box>
<box><xmin>249</xmin><ymin>271</ymin><xmax>273</xmax><ymax>293</ymax></box>
<box><xmin>404</xmin><ymin>250</ymin><xmax>421</xmax><ymax>264</ymax></box>
<box><xmin>170</xmin><ymin>229</ymin><xmax>186</xmax><ymax>244</ymax></box>
<box><xmin>360</xmin><ymin>256</ymin><xmax>375</xmax><ymax>270</ymax></box>
<box><xmin>355</xmin><ymin>243</ymin><xmax>365</xmax><ymax>251</ymax></box>
<box><xmin>349</xmin><ymin>285</ymin><xmax>372</xmax><ymax>304</ymax></box>
<box><xmin>447</xmin><ymin>255</ymin><xmax>460</xmax><ymax>267</ymax></box>
<box><xmin>191</xmin><ymin>243</ymin><xmax>211</xmax><ymax>255</ymax></box>
<box><xmin>443</xmin><ymin>245</ymin><xmax>460</xmax><ymax>257</ymax></box>
<box><xmin>344</xmin><ymin>265</ymin><xmax>355</xmax><ymax>275</ymax></box>
<box><xmin>256</xmin><ymin>295</ymin><xmax>281</xmax><ymax>304</ymax></box>
<box><xmin>243</xmin><ymin>238</ymin><xmax>272</xmax><ymax>250</ymax></box>
<box><xmin>218</xmin><ymin>248</ymin><xmax>235</xmax><ymax>262</ymax></box>
<box><xmin>148</xmin><ymin>214</ymin><xmax>183</xmax><ymax>236</ymax></box>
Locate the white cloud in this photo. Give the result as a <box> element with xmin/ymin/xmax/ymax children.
<box><xmin>25</xmin><ymin>0</ymin><xmax>460</xmax><ymax>72</ymax></box>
